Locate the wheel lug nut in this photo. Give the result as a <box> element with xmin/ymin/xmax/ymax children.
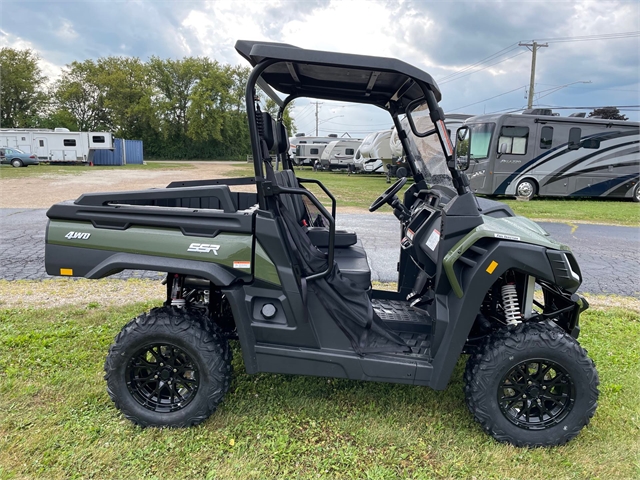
<box><xmin>542</xmin><ymin>386</ymin><xmax>547</xmax><ymax>390</ymax></box>
<box><xmin>154</xmin><ymin>375</ymin><xmax>158</xmax><ymax>379</ymax></box>
<box><xmin>160</xmin><ymin>363</ymin><xmax>164</xmax><ymax>367</ymax></box>
<box><xmin>522</xmin><ymin>395</ymin><xmax>527</xmax><ymax>399</ymax></box>
<box><xmin>173</xmin><ymin>369</ymin><xmax>177</xmax><ymax>373</ymax></box>
<box><xmin>528</xmin><ymin>381</ymin><xmax>532</xmax><ymax>385</ymax></box>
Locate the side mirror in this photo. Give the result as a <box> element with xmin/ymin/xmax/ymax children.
<box><xmin>455</xmin><ymin>126</ymin><xmax>470</xmax><ymax>171</ymax></box>
<box><xmin>499</xmin><ymin>143</ymin><xmax>508</xmax><ymax>154</ymax></box>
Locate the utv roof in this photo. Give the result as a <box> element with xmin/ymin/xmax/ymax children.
<box><xmin>235</xmin><ymin>40</ymin><xmax>441</xmax><ymax>112</ymax></box>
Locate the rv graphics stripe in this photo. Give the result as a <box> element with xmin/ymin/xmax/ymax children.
<box><xmin>569</xmin><ymin>173</ymin><xmax>639</xmax><ymax>198</ymax></box>
<box><xmin>541</xmin><ymin>140</ymin><xmax>639</xmax><ymax>188</ymax></box>
<box><xmin>494</xmin><ymin>129</ymin><xmax>638</xmax><ymax>194</ymax></box>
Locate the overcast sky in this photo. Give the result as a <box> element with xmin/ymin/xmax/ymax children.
<box><xmin>1</xmin><ymin>0</ymin><xmax>639</xmax><ymax>134</ymax></box>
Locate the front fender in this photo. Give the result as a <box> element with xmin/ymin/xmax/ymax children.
<box><xmin>430</xmin><ymin>240</ymin><xmax>558</xmax><ymax>390</ymax></box>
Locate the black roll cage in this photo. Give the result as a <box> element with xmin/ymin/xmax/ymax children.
<box><xmin>241</xmin><ymin>42</ymin><xmax>469</xmax><ymax>276</ymax></box>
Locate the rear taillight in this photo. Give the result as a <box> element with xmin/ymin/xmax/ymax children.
<box><xmin>30</xmin><ymin>155</ymin><xmax>36</xmax><ymax>159</ymax></box>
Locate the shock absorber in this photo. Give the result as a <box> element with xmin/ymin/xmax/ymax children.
<box><xmin>170</xmin><ymin>274</ymin><xmax>185</xmax><ymax>308</ymax></box>
<box><xmin>501</xmin><ymin>283</ymin><xmax>522</xmax><ymax>325</ymax></box>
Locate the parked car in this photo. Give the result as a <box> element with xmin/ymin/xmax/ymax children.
<box><xmin>0</xmin><ymin>147</ymin><xmax>40</xmax><ymax>167</ymax></box>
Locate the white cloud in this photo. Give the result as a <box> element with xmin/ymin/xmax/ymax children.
<box><xmin>0</xmin><ymin>30</ymin><xmax>62</xmax><ymax>82</ymax></box>
<box><xmin>55</xmin><ymin>19</ymin><xmax>79</xmax><ymax>41</ymax></box>
<box><xmin>2</xmin><ymin>0</ymin><xmax>637</xmax><ymax>123</ymax></box>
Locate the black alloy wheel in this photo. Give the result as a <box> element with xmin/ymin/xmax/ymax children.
<box><xmin>104</xmin><ymin>306</ymin><xmax>232</xmax><ymax>427</ymax></box>
<box><xmin>126</xmin><ymin>343</ymin><xmax>200</xmax><ymax>413</ymax></box>
<box><xmin>498</xmin><ymin>359</ymin><xmax>575</xmax><ymax>430</ymax></box>
<box><xmin>464</xmin><ymin>322</ymin><xmax>599</xmax><ymax>447</ymax></box>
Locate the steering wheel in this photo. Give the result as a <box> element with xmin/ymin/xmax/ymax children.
<box><xmin>369</xmin><ymin>176</ymin><xmax>408</xmax><ymax>212</ymax></box>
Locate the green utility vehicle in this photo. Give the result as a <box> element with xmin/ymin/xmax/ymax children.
<box><xmin>44</xmin><ymin>41</ymin><xmax>599</xmax><ymax>447</ymax></box>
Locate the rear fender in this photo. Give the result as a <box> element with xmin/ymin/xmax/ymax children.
<box><xmin>45</xmin><ymin>244</ymin><xmax>245</xmax><ymax>286</ymax></box>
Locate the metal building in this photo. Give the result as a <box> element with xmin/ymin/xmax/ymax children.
<box><xmin>93</xmin><ymin>139</ymin><xmax>144</xmax><ymax>166</ymax></box>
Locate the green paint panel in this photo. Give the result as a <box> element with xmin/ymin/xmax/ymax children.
<box><xmin>443</xmin><ymin>215</ymin><xmax>571</xmax><ymax>298</ymax></box>
<box><xmin>48</xmin><ymin>219</ymin><xmax>258</xmax><ymax>271</ymax></box>
<box><xmin>254</xmin><ymin>242</ymin><xmax>280</xmax><ymax>285</ymax></box>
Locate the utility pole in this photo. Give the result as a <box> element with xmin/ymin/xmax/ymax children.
<box><xmin>310</xmin><ymin>101</ymin><xmax>323</xmax><ymax>135</ymax></box>
<box><xmin>519</xmin><ymin>41</ymin><xmax>548</xmax><ymax>109</ymax></box>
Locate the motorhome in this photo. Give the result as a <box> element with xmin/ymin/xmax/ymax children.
<box><xmin>0</xmin><ymin>128</ymin><xmax>114</xmax><ymax>163</ymax></box>
<box><xmin>319</xmin><ymin>139</ymin><xmax>362</xmax><ymax>170</ymax></box>
<box><xmin>353</xmin><ymin>129</ymin><xmax>393</xmax><ymax>173</ymax></box>
<box><xmin>290</xmin><ymin>134</ymin><xmax>338</xmax><ymax>166</ymax></box>
<box><xmin>461</xmin><ymin>111</ymin><xmax>640</xmax><ymax>200</ymax></box>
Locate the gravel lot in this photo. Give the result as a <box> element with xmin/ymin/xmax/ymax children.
<box><xmin>0</xmin><ymin>161</ymin><xmax>246</xmax><ymax>208</ymax></box>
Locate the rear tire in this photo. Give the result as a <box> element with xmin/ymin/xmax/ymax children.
<box><xmin>464</xmin><ymin>322</ymin><xmax>599</xmax><ymax>447</ymax></box>
<box><xmin>515</xmin><ymin>179</ymin><xmax>537</xmax><ymax>200</ymax></box>
<box><xmin>11</xmin><ymin>159</ymin><xmax>23</xmax><ymax>168</ymax></box>
<box><xmin>104</xmin><ymin>306</ymin><xmax>232</xmax><ymax>427</ymax></box>
<box><xmin>633</xmin><ymin>183</ymin><xmax>640</xmax><ymax>203</ymax></box>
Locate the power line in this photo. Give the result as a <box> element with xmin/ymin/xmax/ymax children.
<box><xmin>436</xmin><ymin>31</ymin><xmax>638</xmax><ymax>86</ymax></box>
<box><xmin>448</xmin><ymin>85</ymin><xmax>528</xmax><ymax>112</ymax></box>
<box><xmin>439</xmin><ymin>50</ymin><xmax>528</xmax><ymax>85</ymax></box>
<box><xmin>537</xmin><ymin>83</ymin><xmax>639</xmax><ymax>93</ymax></box>
<box><xmin>437</xmin><ymin>43</ymin><xmax>520</xmax><ymax>82</ymax></box>
<box><xmin>533</xmin><ymin>31</ymin><xmax>640</xmax><ymax>43</ymax></box>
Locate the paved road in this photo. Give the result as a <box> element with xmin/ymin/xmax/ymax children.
<box><xmin>1</xmin><ymin>208</ymin><xmax>638</xmax><ymax>297</ymax></box>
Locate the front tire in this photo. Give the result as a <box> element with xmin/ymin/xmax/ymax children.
<box><xmin>104</xmin><ymin>307</ymin><xmax>232</xmax><ymax>427</ymax></box>
<box><xmin>633</xmin><ymin>183</ymin><xmax>640</xmax><ymax>203</ymax></box>
<box><xmin>11</xmin><ymin>159</ymin><xmax>23</xmax><ymax>168</ymax></box>
<box><xmin>515</xmin><ymin>179</ymin><xmax>537</xmax><ymax>200</ymax></box>
<box><xmin>464</xmin><ymin>322</ymin><xmax>599</xmax><ymax>447</ymax></box>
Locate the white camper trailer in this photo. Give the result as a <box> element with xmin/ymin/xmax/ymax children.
<box><xmin>0</xmin><ymin>128</ymin><xmax>114</xmax><ymax>163</ymax></box>
<box><xmin>319</xmin><ymin>139</ymin><xmax>362</xmax><ymax>170</ymax></box>
<box><xmin>290</xmin><ymin>134</ymin><xmax>339</xmax><ymax>166</ymax></box>
<box><xmin>353</xmin><ymin>129</ymin><xmax>393</xmax><ymax>173</ymax></box>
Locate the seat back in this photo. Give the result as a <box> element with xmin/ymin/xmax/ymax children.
<box><xmin>274</xmin><ymin>169</ymin><xmax>309</xmax><ymax>225</ymax></box>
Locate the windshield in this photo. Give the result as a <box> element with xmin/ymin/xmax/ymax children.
<box><xmin>400</xmin><ymin>104</ymin><xmax>453</xmax><ymax>187</ymax></box>
<box><xmin>468</xmin><ymin>123</ymin><xmax>495</xmax><ymax>160</ymax></box>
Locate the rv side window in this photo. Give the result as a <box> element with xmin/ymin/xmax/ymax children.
<box><xmin>345</xmin><ymin>148</ymin><xmax>354</xmax><ymax>155</ymax></box>
<box><xmin>540</xmin><ymin>126</ymin><xmax>553</xmax><ymax>149</ymax></box>
<box><xmin>310</xmin><ymin>148</ymin><xmax>319</xmax><ymax>154</ymax></box>
<box><xmin>568</xmin><ymin>128</ymin><xmax>581</xmax><ymax>146</ymax></box>
<box><xmin>92</xmin><ymin>136</ymin><xmax>105</xmax><ymax>143</ymax></box>
<box><xmin>39</xmin><ymin>140</ymin><xmax>44</xmax><ymax>147</ymax></box>
<box><xmin>498</xmin><ymin>126</ymin><xmax>528</xmax><ymax>155</ymax></box>
<box><xmin>63</xmin><ymin>139</ymin><xmax>76</xmax><ymax>147</ymax></box>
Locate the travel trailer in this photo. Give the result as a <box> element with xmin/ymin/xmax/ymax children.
<box><xmin>0</xmin><ymin>128</ymin><xmax>114</xmax><ymax>163</ymax></box>
<box><xmin>353</xmin><ymin>129</ymin><xmax>393</xmax><ymax>173</ymax></box>
<box><xmin>290</xmin><ymin>134</ymin><xmax>338</xmax><ymax>166</ymax></box>
<box><xmin>319</xmin><ymin>139</ymin><xmax>363</xmax><ymax>170</ymax></box>
<box><xmin>460</xmin><ymin>111</ymin><xmax>640</xmax><ymax>200</ymax></box>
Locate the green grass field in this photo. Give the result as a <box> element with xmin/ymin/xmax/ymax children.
<box><xmin>0</xmin><ymin>161</ymin><xmax>190</xmax><ymax>179</ymax></box>
<box><xmin>0</xmin><ymin>294</ymin><xmax>638</xmax><ymax>479</ymax></box>
<box><xmin>228</xmin><ymin>165</ymin><xmax>640</xmax><ymax>226</ymax></box>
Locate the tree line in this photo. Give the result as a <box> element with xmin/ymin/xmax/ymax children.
<box><xmin>0</xmin><ymin>48</ymin><xmax>294</xmax><ymax>160</ymax></box>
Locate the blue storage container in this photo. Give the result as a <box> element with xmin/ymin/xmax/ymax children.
<box><xmin>92</xmin><ymin>139</ymin><xmax>143</xmax><ymax>166</ymax></box>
